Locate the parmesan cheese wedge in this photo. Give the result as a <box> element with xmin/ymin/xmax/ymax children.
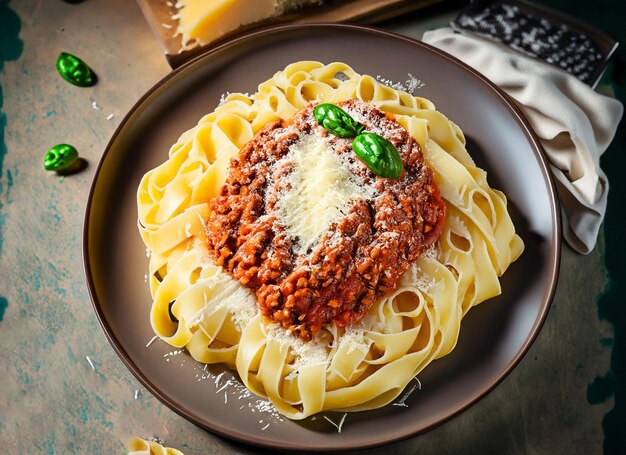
<box><xmin>175</xmin><ymin>0</ymin><xmax>323</xmax><ymax>47</ymax></box>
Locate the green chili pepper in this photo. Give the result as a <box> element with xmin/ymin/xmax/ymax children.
<box><xmin>56</xmin><ymin>52</ymin><xmax>96</xmax><ymax>87</ymax></box>
<box><xmin>353</xmin><ymin>133</ymin><xmax>403</xmax><ymax>179</ymax></box>
<box><xmin>44</xmin><ymin>144</ymin><xmax>79</xmax><ymax>172</ymax></box>
<box><xmin>314</xmin><ymin>103</ymin><xmax>365</xmax><ymax>138</ymax></box>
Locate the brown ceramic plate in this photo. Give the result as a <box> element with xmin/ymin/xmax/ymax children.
<box><xmin>83</xmin><ymin>24</ymin><xmax>560</xmax><ymax>451</ymax></box>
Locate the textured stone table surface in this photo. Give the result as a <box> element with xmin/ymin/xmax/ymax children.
<box><xmin>1</xmin><ymin>0</ymin><xmax>624</xmax><ymax>453</ymax></box>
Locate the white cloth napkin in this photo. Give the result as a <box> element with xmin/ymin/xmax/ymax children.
<box><xmin>423</xmin><ymin>27</ymin><xmax>623</xmax><ymax>254</ymax></box>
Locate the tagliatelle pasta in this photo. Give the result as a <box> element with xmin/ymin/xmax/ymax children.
<box><xmin>127</xmin><ymin>438</ymin><xmax>183</xmax><ymax>455</ymax></box>
<box><xmin>137</xmin><ymin>61</ymin><xmax>524</xmax><ymax>419</ymax></box>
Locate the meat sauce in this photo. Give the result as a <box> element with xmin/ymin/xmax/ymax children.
<box><xmin>206</xmin><ymin>99</ymin><xmax>445</xmax><ymax>339</ymax></box>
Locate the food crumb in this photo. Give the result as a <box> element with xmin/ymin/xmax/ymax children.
<box><xmin>85</xmin><ymin>355</ymin><xmax>96</xmax><ymax>371</ymax></box>
<box><xmin>323</xmin><ymin>413</ymin><xmax>348</xmax><ymax>433</ymax></box>
<box><xmin>375</xmin><ymin>73</ymin><xmax>425</xmax><ymax>94</ymax></box>
<box><xmin>146</xmin><ymin>335</ymin><xmax>158</xmax><ymax>348</ymax></box>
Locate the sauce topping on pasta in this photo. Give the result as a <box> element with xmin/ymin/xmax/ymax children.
<box><xmin>205</xmin><ymin>99</ymin><xmax>445</xmax><ymax>339</ymax></box>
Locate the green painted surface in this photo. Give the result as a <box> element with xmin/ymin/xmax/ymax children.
<box><xmin>536</xmin><ymin>1</ymin><xmax>626</xmax><ymax>453</ymax></box>
<box><xmin>0</xmin><ymin>0</ymin><xmax>23</xmax><ymax>262</ymax></box>
<box><xmin>0</xmin><ymin>0</ymin><xmax>23</xmax><ymax>341</ymax></box>
<box><xmin>0</xmin><ymin>0</ymin><xmax>623</xmax><ymax>454</ymax></box>
<box><xmin>0</xmin><ymin>1</ymin><xmax>22</xmax><ymax>70</ymax></box>
<box><xmin>596</xmin><ymin>119</ymin><xmax>626</xmax><ymax>453</ymax></box>
<box><xmin>588</xmin><ymin>372</ymin><xmax>615</xmax><ymax>405</ymax></box>
<box><xmin>0</xmin><ymin>294</ymin><xmax>7</xmax><ymax>320</ymax></box>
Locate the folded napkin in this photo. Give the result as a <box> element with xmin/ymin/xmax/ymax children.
<box><xmin>423</xmin><ymin>27</ymin><xmax>623</xmax><ymax>254</ymax></box>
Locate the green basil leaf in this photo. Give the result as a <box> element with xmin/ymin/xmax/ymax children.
<box><xmin>353</xmin><ymin>133</ymin><xmax>403</xmax><ymax>179</ymax></box>
<box><xmin>314</xmin><ymin>103</ymin><xmax>364</xmax><ymax>138</ymax></box>
<box><xmin>44</xmin><ymin>144</ymin><xmax>79</xmax><ymax>172</ymax></box>
<box><xmin>56</xmin><ymin>52</ymin><xmax>96</xmax><ymax>87</ymax></box>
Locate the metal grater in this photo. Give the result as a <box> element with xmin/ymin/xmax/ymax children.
<box><xmin>451</xmin><ymin>0</ymin><xmax>618</xmax><ymax>87</ymax></box>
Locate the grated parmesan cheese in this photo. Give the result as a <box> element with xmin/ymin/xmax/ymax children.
<box><xmin>337</xmin><ymin>327</ymin><xmax>372</xmax><ymax>356</ymax></box>
<box><xmin>399</xmin><ymin>262</ymin><xmax>436</xmax><ymax>292</ymax></box>
<box><xmin>274</xmin><ymin>132</ymin><xmax>374</xmax><ymax>254</ymax></box>
<box><xmin>375</xmin><ymin>73</ymin><xmax>425</xmax><ymax>94</ymax></box>
<box><xmin>449</xmin><ymin>215</ymin><xmax>470</xmax><ymax>239</ymax></box>
<box><xmin>263</xmin><ymin>322</ymin><xmax>329</xmax><ymax>377</ymax></box>
<box><xmin>188</xmin><ymin>268</ymin><xmax>258</xmax><ymax>331</ymax></box>
<box><xmin>263</xmin><ymin>317</ymin><xmax>375</xmax><ymax>380</ymax></box>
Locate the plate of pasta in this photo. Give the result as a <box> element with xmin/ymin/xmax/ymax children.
<box><xmin>84</xmin><ymin>24</ymin><xmax>560</xmax><ymax>450</ymax></box>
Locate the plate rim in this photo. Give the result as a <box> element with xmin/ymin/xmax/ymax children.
<box><xmin>82</xmin><ymin>23</ymin><xmax>562</xmax><ymax>451</ymax></box>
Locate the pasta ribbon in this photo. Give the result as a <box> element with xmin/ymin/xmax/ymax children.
<box><xmin>127</xmin><ymin>438</ymin><xmax>183</xmax><ymax>455</ymax></box>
